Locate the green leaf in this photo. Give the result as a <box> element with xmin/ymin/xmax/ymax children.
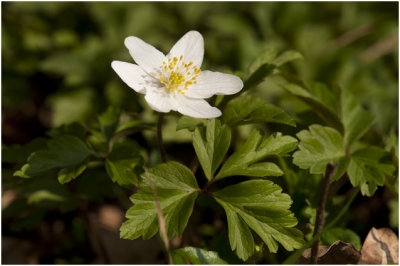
<box><xmin>3</xmin><ymin>138</ymin><xmax>47</xmax><ymax>163</ymax></box>
<box><xmin>193</xmin><ymin>119</ymin><xmax>231</xmax><ymax>180</ymax></box>
<box><xmin>217</xmin><ymin>130</ymin><xmax>297</xmax><ymax>179</ymax></box>
<box><xmin>116</xmin><ymin>119</ymin><xmax>154</xmax><ymax>133</ymax></box>
<box><xmin>176</xmin><ymin>116</ymin><xmax>207</xmax><ymax>132</ymax></box>
<box><xmin>47</xmin><ymin>122</ymin><xmax>86</xmax><ymax>140</ymax></box>
<box><xmin>244</xmin><ymin>48</ymin><xmax>278</xmax><ymax>79</ymax></box>
<box><xmin>57</xmin><ymin>163</ymin><xmax>87</xmax><ymax>184</ymax></box>
<box><xmin>120</xmin><ymin>162</ymin><xmax>198</xmax><ymax>240</ymax></box>
<box><xmin>283</xmin><ymin>82</ymin><xmax>343</xmax><ymax>132</ymax></box>
<box><xmin>105</xmin><ymin>139</ymin><xmax>143</xmax><ymax>186</ymax></box>
<box><xmin>322</xmin><ymin>228</ymin><xmax>362</xmax><ymax>250</ymax></box>
<box><xmin>244</xmin><ymin>63</ymin><xmax>275</xmax><ymax>90</ymax></box>
<box><xmin>331</xmin><ymin>156</ymin><xmax>350</xmax><ymax>182</ymax></box>
<box><xmin>98</xmin><ymin>106</ymin><xmax>120</xmax><ymax>142</ymax></box>
<box><xmin>14</xmin><ymin>135</ymin><xmax>94</xmax><ymax>178</ymax></box>
<box><xmin>173</xmin><ymin>247</ymin><xmax>228</xmax><ymax>264</ymax></box>
<box><xmin>347</xmin><ymin>146</ymin><xmax>395</xmax><ymax>196</ymax></box>
<box><xmin>293</xmin><ymin>125</ymin><xmax>345</xmax><ymax>174</ymax></box>
<box><xmin>272</xmin><ymin>50</ymin><xmax>303</xmax><ymax>67</ymax></box>
<box><xmin>221</xmin><ymin>96</ymin><xmax>295</xmax><ymax>127</ymax></box>
<box><xmin>340</xmin><ymin>88</ymin><xmax>374</xmax><ymax>148</ymax></box>
<box><xmin>213</xmin><ymin>180</ymin><xmax>304</xmax><ymax>260</ymax></box>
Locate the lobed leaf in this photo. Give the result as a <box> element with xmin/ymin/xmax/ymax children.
<box><xmin>193</xmin><ymin>119</ymin><xmax>231</xmax><ymax>180</ymax></box>
<box><xmin>105</xmin><ymin>139</ymin><xmax>143</xmax><ymax>186</ymax></box>
<box><xmin>120</xmin><ymin>162</ymin><xmax>198</xmax><ymax>240</ymax></box>
<box><xmin>293</xmin><ymin>125</ymin><xmax>345</xmax><ymax>174</ymax></box>
<box><xmin>14</xmin><ymin>135</ymin><xmax>94</xmax><ymax>178</ymax></box>
<box><xmin>283</xmin><ymin>82</ymin><xmax>343</xmax><ymax>132</ymax></box>
<box><xmin>217</xmin><ymin>130</ymin><xmax>297</xmax><ymax>179</ymax></box>
<box><xmin>57</xmin><ymin>163</ymin><xmax>87</xmax><ymax>184</ymax></box>
<box><xmin>98</xmin><ymin>106</ymin><xmax>121</xmax><ymax>142</ymax></box>
<box><xmin>213</xmin><ymin>180</ymin><xmax>304</xmax><ymax>260</ymax></box>
<box><xmin>340</xmin><ymin>88</ymin><xmax>374</xmax><ymax>148</ymax></box>
<box><xmin>221</xmin><ymin>96</ymin><xmax>295</xmax><ymax>127</ymax></box>
<box><xmin>347</xmin><ymin>146</ymin><xmax>395</xmax><ymax>196</ymax></box>
<box><xmin>173</xmin><ymin>247</ymin><xmax>228</xmax><ymax>264</ymax></box>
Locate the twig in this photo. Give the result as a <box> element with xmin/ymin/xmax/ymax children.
<box><xmin>360</xmin><ymin>31</ymin><xmax>398</xmax><ymax>63</ymax></box>
<box><xmin>145</xmin><ymin>169</ymin><xmax>172</xmax><ymax>264</ymax></box>
<box><xmin>283</xmin><ymin>187</ymin><xmax>359</xmax><ymax>264</ymax></box>
<box><xmin>310</xmin><ymin>164</ymin><xmax>336</xmax><ymax>264</ymax></box>
<box><xmin>329</xmin><ymin>24</ymin><xmax>373</xmax><ymax>51</ymax></box>
<box><xmin>157</xmin><ymin>113</ymin><xmax>167</xmax><ymax>163</ymax></box>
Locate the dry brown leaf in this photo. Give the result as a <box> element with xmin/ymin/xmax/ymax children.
<box><xmin>358</xmin><ymin>227</ymin><xmax>399</xmax><ymax>264</ymax></box>
<box><xmin>296</xmin><ymin>240</ymin><xmax>361</xmax><ymax>264</ymax></box>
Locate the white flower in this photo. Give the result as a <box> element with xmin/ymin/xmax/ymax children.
<box><xmin>111</xmin><ymin>31</ymin><xmax>243</xmax><ymax>118</ymax></box>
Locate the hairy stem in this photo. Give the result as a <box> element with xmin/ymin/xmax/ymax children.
<box><xmin>157</xmin><ymin>113</ymin><xmax>167</xmax><ymax>163</ymax></box>
<box><xmin>310</xmin><ymin>164</ymin><xmax>336</xmax><ymax>264</ymax></box>
<box><xmin>145</xmin><ymin>169</ymin><xmax>172</xmax><ymax>264</ymax></box>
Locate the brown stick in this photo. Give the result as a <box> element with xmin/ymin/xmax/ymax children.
<box><xmin>310</xmin><ymin>164</ymin><xmax>336</xmax><ymax>264</ymax></box>
<box><xmin>145</xmin><ymin>169</ymin><xmax>172</xmax><ymax>264</ymax></box>
<box><xmin>157</xmin><ymin>113</ymin><xmax>167</xmax><ymax>163</ymax></box>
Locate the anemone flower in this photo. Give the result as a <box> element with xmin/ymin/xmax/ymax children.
<box><xmin>112</xmin><ymin>31</ymin><xmax>243</xmax><ymax>118</ymax></box>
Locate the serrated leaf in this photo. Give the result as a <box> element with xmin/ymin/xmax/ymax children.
<box><xmin>14</xmin><ymin>135</ymin><xmax>94</xmax><ymax>178</ymax></box>
<box><xmin>58</xmin><ymin>163</ymin><xmax>87</xmax><ymax>184</ymax></box>
<box><xmin>193</xmin><ymin>119</ymin><xmax>231</xmax><ymax>180</ymax></box>
<box><xmin>105</xmin><ymin>139</ymin><xmax>143</xmax><ymax>186</ymax></box>
<box><xmin>173</xmin><ymin>247</ymin><xmax>228</xmax><ymax>264</ymax></box>
<box><xmin>98</xmin><ymin>106</ymin><xmax>120</xmax><ymax>142</ymax></box>
<box><xmin>120</xmin><ymin>162</ymin><xmax>198</xmax><ymax>240</ymax></box>
<box><xmin>293</xmin><ymin>125</ymin><xmax>345</xmax><ymax>174</ymax></box>
<box><xmin>340</xmin><ymin>88</ymin><xmax>374</xmax><ymax>148</ymax></box>
<box><xmin>322</xmin><ymin>228</ymin><xmax>362</xmax><ymax>250</ymax></box>
<box><xmin>176</xmin><ymin>116</ymin><xmax>207</xmax><ymax>132</ymax></box>
<box><xmin>283</xmin><ymin>83</ymin><xmax>343</xmax><ymax>132</ymax></box>
<box><xmin>347</xmin><ymin>146</ymin><xmax>395</xmax><ymax>196</ymax></box>
<box><xmin>217</xmin><ymin>130</ymin><xmax>297</xmax><ymax>179</ymax></box>
<box><xmin>213</xmin><ymin>180</ymin><xmax>304</xmax><ymax>260</ymax></box>
<box><xmin>221</xmin><ymin>96</ymin><xmax>295</xmax><ymax>127</ymax></box>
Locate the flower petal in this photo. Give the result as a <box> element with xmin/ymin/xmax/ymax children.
<box><xmin>185</xmin><ymin>70</ymin><xmax>244</xmax><ymax>99</ymax></box>
<box><xmin>111</xmin><ymin>61</ymin><xmax>158</xmax><ymax>94</ymax></box>
<box><xmin>175</xmin><ymin>94</ymin><xmax>221</xmax><ymax>118</ymax></box>
<box><xmin>168</xmin><ymin>31</ymin><xmax>204</xmax><ymax>68</ymax></box>
<box><xmin>144</xmin><ymin>88</ymin><xmax>178</xmax><ymax>113</ymax></box>
<box><xmin>124</xmin><ymin>36</ymin><xmax>165</xmax><ymax>75</ymax></box>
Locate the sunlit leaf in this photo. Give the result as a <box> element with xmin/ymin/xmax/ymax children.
<box><xmin>173</xmin><ymin>247</ymin><xmax>228</xmax><ymax>264</ymax></box>
<box><xmin>213</xmin><ymin>180</ymin><xmax>304</xmax><ymax>260</ymax></box>
<box><xmin>120</xmin><ymin>162</ymin><xmax>198</xmax><ymax>240</ymax></box>
<box><xmin>217</xmin><ymin>130</ymin><xmax>297</xmax><ymax>179</ymax></box>
<box><xmin>193</xmin><ymin>119</ymin><xmax>231</xmax><ymax>180</ymax></box>
<box><xmin>293</xmin><ymin>125</ymin><xmax>345</xmax><ymax>174</ymax></box>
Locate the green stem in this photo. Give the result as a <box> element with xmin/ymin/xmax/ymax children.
<box><xmin>157</xmin><ymin>113</ymin><xmax>167</xmax><ymax>163</ymax></box>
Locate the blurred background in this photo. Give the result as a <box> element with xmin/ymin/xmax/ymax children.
<box><xmin>2</xmin><ymin>2</ymin><xmax>398</xmax><ymax>264</ymax></box>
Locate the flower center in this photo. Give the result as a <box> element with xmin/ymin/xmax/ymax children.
<box><xmin>154</xmin><ymin>55</ymin><xmax>201</xmax><ymax>94</ymax></box>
